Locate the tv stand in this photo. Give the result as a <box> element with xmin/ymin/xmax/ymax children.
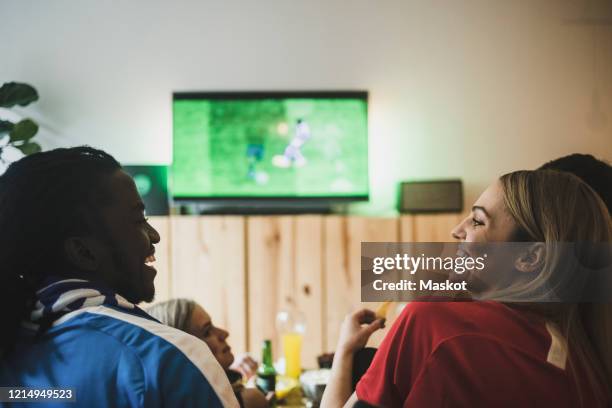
<box><xmin>177</xmin><ymin>200</ymin><xmax>337</xmax><ymax>215</ymax></box>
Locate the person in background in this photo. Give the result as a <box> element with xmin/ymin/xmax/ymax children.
<box><xmin>0</xmin><ymin>147</ymin><xmax>238</xmax><ymax>407</ymax></box>
<box><xmin>540</xmin><ymin>153</ymin><xmax>611</xmax><ymax>213</ymax></box>
<box><xmin>322</xmin><ymin>169</ymin><xmax>612</xmax><ymax>407</ymax></box>
<box><xmin>148</xmin><ymin>299</ymin><xmax>269</xmax><ymax>408</ymax></box>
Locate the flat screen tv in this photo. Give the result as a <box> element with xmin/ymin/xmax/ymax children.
<box><xmin>172</xmin><ymin>91</ymin><xmax>369</xmax><ymax>201</ymax></box>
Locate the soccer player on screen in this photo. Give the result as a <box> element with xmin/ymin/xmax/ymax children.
<box><xmin>272</xmin><ymin>119</ymin><xmax>312</xmax><ymax>168</ymax></box>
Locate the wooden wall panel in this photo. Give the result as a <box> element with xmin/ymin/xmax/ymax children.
<box><xmin>293</xmin><ymin>216</ymin><xmax>324</xmax><ymax>370</ymax></box>
<box><xmin>413</xmin><ymin>214</ymin><xmax>464</xmax><ymax>242</ymax></box>
<box><xmin>324</xmin><ymin>216</ymin><xmax>399</xmax><ymax>352</ymax></box>
<box><xmin>171</xmin><ymin>216</ymin><xmax>247</xmax><ymax>354</ymax></box>
<box><xmin>146</xmin><ymin>216</ymin><xmax>172</xmax><ymax>304</ymax></box>
<box><xmin>247</xmin><ymin>216</ymin><xmax>324</xmax><ymax>370</ymax></box>
<box><xmin>247</xmin><ymin>216</ymin><xmax>294</xmax><ymax>362</ymax></box>
<box><xmin>399</xmin><ymin>215</ymin><xmax>415</xmax><ymax>242</ymax></box>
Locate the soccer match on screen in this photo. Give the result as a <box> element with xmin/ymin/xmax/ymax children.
<box><xmin>172</xmin><ymin>96</ymin><xmax>369</xmax><ymax>199</ymax></box>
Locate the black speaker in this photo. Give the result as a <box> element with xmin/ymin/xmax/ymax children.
<box><xmin>398</xmin><ymin>179</ymin><xmax>463</xmax><ymax>213</ymax></box>
<box><xmin>122</xmin><ymin>165</ymin><xmax>170</xmax><ymax>216</ymax></box>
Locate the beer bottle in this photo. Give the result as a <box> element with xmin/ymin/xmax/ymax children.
<box><xmin>256</xmin><ymin>339</ymin><xmax>276</xmax><ymax>395</ymax></box>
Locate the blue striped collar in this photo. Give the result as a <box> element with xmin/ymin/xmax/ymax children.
<box><xmin>26</xmin><ymin>277</ymin><xmax>155</xmax><ymax>331</ymax></box>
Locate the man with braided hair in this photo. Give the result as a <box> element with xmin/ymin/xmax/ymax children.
<box><xmin>0</xmin><ymin>146</ymin><xmax>238</xmax><ymax>407</ymax></box>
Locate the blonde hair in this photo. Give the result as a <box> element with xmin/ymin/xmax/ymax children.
<box><xmin>146</xmin><ymin>298</ymin><xmax>196</xmax><ymax>333</ymax></box>
<box><xmin>499</xmin><ymin>169</ymin><xmax>612</xmax><ymax>404</ymax></box>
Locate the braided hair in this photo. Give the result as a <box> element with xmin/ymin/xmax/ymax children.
<box><xmin>0</xmin><ymin>146</ymin><xmax>121</xmax><ymax>357</ymax></box>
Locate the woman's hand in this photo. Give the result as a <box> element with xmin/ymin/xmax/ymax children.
<box><xmin>336</xmin><ymin>308</ymin><xmax>384</xmax><ymax>356</ymax></box>
<box><xmin>230</xmin><ymin>354</ymin><xmax>259</xmax><ymax>380</ymax></box>
<box><xmin>321</xmin><ymin>309</ymin><xmax>384</xmax><ymax>408</ymax></box>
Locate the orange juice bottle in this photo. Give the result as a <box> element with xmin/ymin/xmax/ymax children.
<box><xmin>282</xmin><ymin>332</ymin><xmax>303</xmax><ymax>379</ymax></box>
<box><xmin>277</xmin><ymin>307</ymin><xmax>306</xmax><ymax>379</ymax></box>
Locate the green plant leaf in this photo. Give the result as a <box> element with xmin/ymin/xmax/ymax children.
<box><xmin>9</xmin><ymin>119</ymin><xmax>38</xmax><ymax>142</ymax></box>
<box><xmin>15</xmin><ymin>142</ymin><xmax>41</xmax><ymax>156</ymax></box>
<box><xmin>0</xmin><ymin>82</ymin><xmax>39</xmax><ymax>108</ymax></box>
<box><xmin>0</xmin><ymin>120</ymin><xmax>14</xmax><ymax>135</ymax></box>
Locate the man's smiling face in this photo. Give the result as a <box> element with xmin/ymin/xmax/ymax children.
<box><xmin>92</xmin><ymin>170</ymin><xmax>160</xmax><ymax>303</ymax></box>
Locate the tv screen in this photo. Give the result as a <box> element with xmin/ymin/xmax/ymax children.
<box><xmin>172</xmin><ymin>91</ymin><xmax>369</xmax><ymax>200</ymax></box>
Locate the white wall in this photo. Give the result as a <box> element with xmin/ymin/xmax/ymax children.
<box><xmin>1</xmin><ymin>0</ymin><xmax>611</xmax><ymax>214</ymax></box>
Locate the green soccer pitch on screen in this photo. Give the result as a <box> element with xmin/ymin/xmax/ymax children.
<box><xmin>172</xmin><ymin>92</ymin><xmax>369</xmax><ymax>200</ymax></box>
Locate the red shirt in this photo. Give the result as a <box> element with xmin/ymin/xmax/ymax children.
<box><xmin>356</xmin><ymin>300</ymin><xmax>606</xmax><ymax>407</ymax></box>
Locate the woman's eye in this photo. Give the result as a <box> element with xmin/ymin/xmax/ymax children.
<box><xmin>471</xmin><ymin>218</ymin><xmax>484</xmax><ymax>227</ymax></box>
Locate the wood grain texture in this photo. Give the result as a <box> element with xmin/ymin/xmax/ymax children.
<box><xmin>323</xmin><ymin>216</ymin><xmax>399</xmax><ymax>351</ymax></box>
<box><xmin>246</xmin><ymin>216</ymin><xmax>293</xmax><ymax>362</ymax></box>
<box><xmin>246</xmin><ymin>216</ymin><xmax>324</xmax><ymax>369</ymax></box>
<box><xmin>413</xmin><ymin>214</ymin><xmax>463</xmax><ymax>242</ymax></box>
<box><xmin>171</xmin><ymin>216</ymin><xmax>247</xmax><ymax>354</ymax></box>
<box><xmin>399</xmin><ymin>215</ymin><xmax>415</xmax><ymax>242</ymax></box>
<box><xmin>293</xmin><ymin>216</ymin><xmax>324</xmax><ymax>369</ymax></box>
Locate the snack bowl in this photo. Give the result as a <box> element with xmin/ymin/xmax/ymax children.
<box><xmin>300</xmin><ymin>369</ymin><xmax>331</xmax><ymax>406</ymax></box>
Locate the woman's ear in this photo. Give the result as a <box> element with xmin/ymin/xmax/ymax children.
<box><xmin>63</xmin><ymin>237</ymin><xmax>101</xmax><ymax>271</ymax></box>
<box><xmin>515</xmin><ymin>243</ymin><xmax>546</xmax><ymax>273</ymax></box>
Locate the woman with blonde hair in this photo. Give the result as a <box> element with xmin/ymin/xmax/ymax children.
<box><xmin>147</xmin><ymin>299</ymin><xmax>269</xmax><ymax>408</ymax></box>
<box><xmin>323</xmin><ymin>169</ymin><xmax>612</xmax><ymax>407</ymax></box>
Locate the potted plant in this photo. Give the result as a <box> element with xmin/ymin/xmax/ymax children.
<box><xmin>0</xmin><ymin>81</ymin><xmax>42</xmax><ymax>163</ymax></box>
